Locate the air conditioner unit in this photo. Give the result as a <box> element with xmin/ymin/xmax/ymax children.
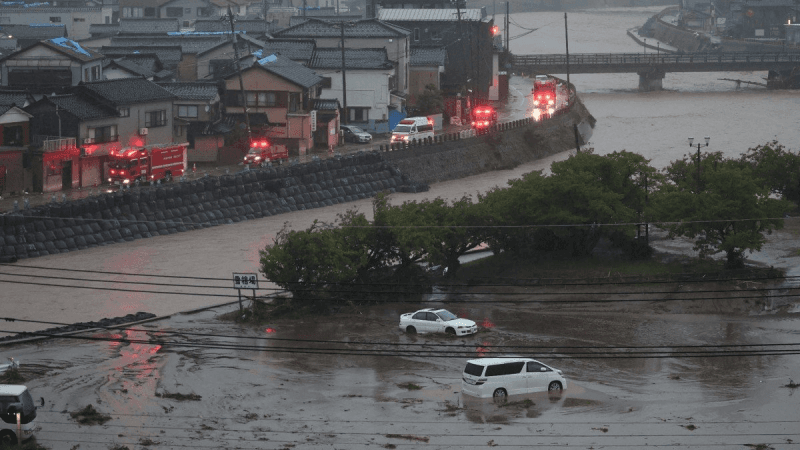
<box><xmin>139</xmin><ymin>127</ymin><xmax>149</xmax><ymax>135</ymax></box>
<box><xmin>83</xmin><ymin>137</ymin><xmax>95</xmax><ymax>144</ymax></box>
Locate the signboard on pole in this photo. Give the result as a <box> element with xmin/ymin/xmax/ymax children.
<box><xmin>233</xmin><ymin>273</ymin><xmax>258</xmax><ymax>289</ymax></box>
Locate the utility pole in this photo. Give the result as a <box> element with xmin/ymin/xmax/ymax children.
<box><xmin>340</xmin><ymin>23</ymin><xmax>348</xmax><ymax>125</ymax></box>
<box><xmin>506</xmin><ymin>2</ymin><xmax>510</xmax><ymax>56</ymax></box>
<box><xmin>224</xmin><ymin>6</ymin><xmax>251</xmax><ymax>142</ymax></box>
<box><xmin>564</xmin><ymin>12</ymin><xmax>570</xmax><ymax>106</ymax></box>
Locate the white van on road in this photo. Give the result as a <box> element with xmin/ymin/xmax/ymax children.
<box><xmin>461</xmin><ymin>357</ymin><xmax>567</xmax><ymax>399</ymax></box>
<box><xmin>391</xmin><ymin>116</ymin><xmax>434</xmax><ymax>143</ymax></box>
<box><xmin>0</xmin><ymin>384</ymin><xmax>40</xmax><ymax>444</ymax></box>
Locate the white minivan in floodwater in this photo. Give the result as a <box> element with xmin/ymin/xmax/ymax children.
<box><xmin>461</xmin><ymin>357</ymin><xmax>567</xmax><ymax>399</ymax></box>
<box><xmin>0</xmin><ymin>384</ymin><xmax>40</xmax><ymax>444</ymax></box>
<box><xmin>391</xmin><ymin>116</ymin><xmax>434</xmax><ymax>143</ymax></box>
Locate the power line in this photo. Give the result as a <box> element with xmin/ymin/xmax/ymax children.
<box><xmin>3</xmin><ymin>329</ymin><xmax>799</xmax><ymax>359</ymax></box>
<box><xmin>6</xmin><ymin>317</ymin><xmax>800</xmax><ymax>352</ymax></box>
<box><xmin>4</xmin><ymin>262</ymin><xmax>794</xmax><ymax>286</ymax></box>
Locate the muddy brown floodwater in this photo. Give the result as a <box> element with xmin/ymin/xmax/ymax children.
<box><xmin>2</xmin><ymin>74</ymin><xmax>800</xmax><ymax>448</ymax></box>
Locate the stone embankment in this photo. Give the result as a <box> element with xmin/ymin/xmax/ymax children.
<box><xmin>0</xmin><ymin>96</ymin><xmax>595</xmax><ymax>262</ymax></box>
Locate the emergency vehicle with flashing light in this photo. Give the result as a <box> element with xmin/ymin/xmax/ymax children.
<box><xmin>108</xmin><ymin>143</ymin><xmax>187</xmax><ymax>186</ymax></box>
<box><xmin>243</xmin><ymin>139</ymin><xmax>288</xmax><ymax>166</ymax></box>
<box><xmin>532</xmin><ymin>75</ymin><xmax>557</xmax><ymax>119</ymax></box>
<box><xmin>391</xmin><ymin>116</ymin><xmax>435</xmax><ymax>143</ymax></box>
<box><xmin>470</xmin><ymin>106</ymin><xmax>498</xmax><ymax>134</ymax></box>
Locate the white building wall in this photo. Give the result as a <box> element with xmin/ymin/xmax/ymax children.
<box><xmin>316</xmin><ymin>69</ymin><xmax>392</xmax><ymax>122</ymax></box>
<box><xmin>0</xmin><ymin>7</ymin><xmax>112</xmax><ymax>40</ymax></box>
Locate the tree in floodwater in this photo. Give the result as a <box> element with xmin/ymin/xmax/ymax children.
<box><xmin>259</xmin><ymin>210</ymin><xmax>376</xmax><ymax>302</ymax></box>
<box><xmin>375</xmin><ymin>194</ymin><xmax>483</xmax><ymax>276</ymax></box>
<box><xmin>739</xmin><ymin>141</ymin><xmax>800</xmax><ymax>208</ymax></box>
<box><xmin>480</xmin><ymin>150</ymin><xmax>655</xmax><ymax>257</ymax></box>
<box><xmin>650</xmin><ymin>151</ymin><xmax>791</xmax><ymax>268</ymax></box>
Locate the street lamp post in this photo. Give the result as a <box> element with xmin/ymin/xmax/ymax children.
<box><xmin>689</xmin><ymin>136</ymin><xmax>710</xmax><ymax>192</ymax></box>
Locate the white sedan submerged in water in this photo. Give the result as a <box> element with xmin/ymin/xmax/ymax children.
<box><xmin>399</xmin><ymin>308</ymin><xmax>478</xmax><ymax>336</ymax></box>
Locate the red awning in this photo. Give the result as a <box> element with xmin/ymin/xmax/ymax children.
<box><xmin>43</xmin><ymin>147</ymin><xmax>81</xmax><ymax>163</ymax></box>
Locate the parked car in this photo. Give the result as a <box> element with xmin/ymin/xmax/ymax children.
<box><xmin>461</xmin><ymin>357</ymin><xmax>567</xmax><ymax>399</ymax></box>
<box><xmin>398</xmin><ymin>308</ymin><xmax>477</xmax><ymax>336</ymax></box>
<box><xmin>341</xmin><ymin>125</ymin><xmax>373</xmax><ymax>143</ymax></box>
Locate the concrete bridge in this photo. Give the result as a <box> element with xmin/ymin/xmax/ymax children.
<box><xmin>511</xmin><ymin>52</ymin><xmax>800</xmax><ymax>90</ymax></box>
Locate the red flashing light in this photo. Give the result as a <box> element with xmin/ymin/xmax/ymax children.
<box><xmin>427</xmin><ymin>118</ymin><xmax>434</xmax><ymax>125</ymax></box>
<box><xmin>265</xmin><ymin>328</ymin><xmax>276</xmax><ymax>333</ymax></box>
<box><xmin>491</xmin><ymin>25</ymin><xmax>499</xmax><ymax>36</ymax></box>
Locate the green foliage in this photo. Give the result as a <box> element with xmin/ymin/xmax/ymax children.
<box><xmin>414</xmin><ymin>84</ymin><xmax>444</xmax><ymax>116</ymax></box>
<box><xmin>651</xmin><ymin>153</ymin><xmax>791</xmax><ymax>268</ymax></box>
<box><xmin>739</xmin><ymin>141</ymin><xmax>800</xmax><ymax>207</ymax></box>
<box><xmin>480</xmin><ymin>150</ymin><xmax>656</xmax><ymax>257</ymax></box>
<box><xmin>259</xmin><ymin>211</ymin><xmax>374</xmax><ymax>302</ymax></box>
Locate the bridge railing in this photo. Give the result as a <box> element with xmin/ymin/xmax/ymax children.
<box><xmin>511</xmin><ymin>52</ymin><xmax>800</xmax><ymax>67</ymax></box>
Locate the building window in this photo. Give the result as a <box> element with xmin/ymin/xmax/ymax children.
<box><xmin>91</xmin><ymin>66</ymin><xmax>100</xmax><ymax>81</ymax></box>
<box><xmin>184</xmin><ymin>7</ymin><xmax>191</xmax><ymax>13</ymax></box>
<box><xmin>144</xmin><ymin>7</ymin><xmax>156</xmax><ymax>17</ymax></box>
<box><xmin>74</xmin><ymin>17</ymin><xmax>85</xmax><ymax>22</ymax></box>
<box><xmin>178</xmin><ymin>105</ymin><xmax>198</xmax><ymax>118</ymax></box>
<box><xmin>50</xmin><ymin>17</ymin><xmax>61</xmax><ymax>22</ymax></box>
<box><xmin>88</xmin><ymin>125</ymin><xmax>118</xmax><ymax>143</ymax></box>
<box><xmin>288</xmin><ymin>93</ymin><xmax>300</xmax><ymax>112</ymax></box>
<box><xmin>145</xmin><ymin>110</ymin><xmax>167</xmax><ymax>127</ymax></box>
<box><xmin>210</xmin><ymin>60</ymin><xmax>234</xmax><ymax>79</ymax></box>
<box><xmin>118</xmin><ymin>107</ymin><xmax>130</xmax><ymax>117</ymax></box>
<box><xmin>197</xmin><ymin>7</ymin><xmax>211</xmax><ymax>17</ymax></box>
<box><xmin>247</xmin><ymin>91</ymin><xmax>279</xmax><ymax>107</ymax></box>
<box><xmin>3</xmin><ymin>125</ymin><xmax>24</xmax><ymax>146</ymax></box>
<box><xmin>122</xmin><ymin>7</ymin><xmax>142</xmax><ymax>18</ymax></box>
<box><xmin>413</xmin><ymin>28</ymin><xmax>420</xmax><ymax>41</ymax></box>
<box><xmin>432</xmin><ymin>29</ymin><xmax>442</xmax><ymax>40</ymax></box>
<box><xmin>175</xmin><ymin>124</ymin><xmax>188</xmax><ymax>137</ymax></box>
<box><xmin>321</xmin><ymin>77</ymin><xmax>332</xmax><ymax>88</ymax></box>
<box><xmin>166</xmin><ymin>7</ymin><xmax>183</xmax><ymax>17</ymax></box>
<box><xmin>350</xmin><ymin>107</ymin><xmax>369</xmax><ymax>122</ymax></box>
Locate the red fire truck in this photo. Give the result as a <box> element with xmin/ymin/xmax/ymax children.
<box><xmin>470</xmin><ymin>106</ymin><xmax>498</xmax><ymax>134</ymax></box>
<box><xmin>532</xmin><ymin>75</ymin><xmax>557</xmax><ymax>117</ymax></box>
<box><xmin>108</xmin><ymin>143</ymin><xmax>187</xmax><ymax>186</ymax></box>
<box><xmin>243</xmin><ymin>139</ymin><xmax>288</xmax><ymax>166</ymax></box>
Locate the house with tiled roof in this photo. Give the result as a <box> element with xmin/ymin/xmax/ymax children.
<box><xmin>408</xmin><ymin>46</ymin><xmax>446</xmax><ymax>105</ymax></box>
<box><xmin>103</xmin><ymin>58</ymin><xmax>158</xmax><ymax>80</ymax></box>
<box><xmin>309</xmin><ymin>47</ymin><xmax>394</xmax><ymax>133</ymax></box>
<box><xmin>107</xmin><ymin>33</ymin><xmax>263</xmax><ymax>81</ymax></box>
<box><xmin>24</xmin><ymin>94</ymin><xmax>120</xmax><ymax>190</ymax></box>
<box><xmin>194</xmin><ymin>18</ymin><xmax>274</xmax><ymax>38</ymax></box>
<box><xmin>156</xmin><ymin>81</ymin><xmax>223</xmax><ymax>161</ymax></box>
<box><xmin>378</xmin><ymin>8</ymin><xmax>496</xmax><ymax>100</ymax></box>
<box><xmin>288</xmin><ymin>13</ymin><xmax>364</xmax><ymax>27</ymax></box>
<box><xmin>272</xmin><ymin>18</ymin><xmax>411</xmax><ymax>109</ymax></box>
<box><xmin>0</xmin><ymin>6</ymin><xmax>112</xmax><ymax>40</ymax></box>
<box><xmin>0</xmin><ymin>38</ymin><xmax>105</xmax><ymax>93</ymax></box>
<box><xmin>73</xmin><ymin>77</ymin><xmax>179</xmax><ymax>156</ymax></box>
<box><xmin>258</xmin><ymin>38</ymin><xmax>316</xmax><ymax>64</ymax></box>
<box><xmin>0</xmin><ymin>24</ymin><xmax>67</xmax><ymax>50</ymax></box>
<box><xmin>222</xmin><ymin>52</ymin><xmax>323</xmax><ymax>155</ymax></box>
<box><xmin>100</xmin><ymin>45</ymin><xmax>183</xmax><ymax>72</ymax></box>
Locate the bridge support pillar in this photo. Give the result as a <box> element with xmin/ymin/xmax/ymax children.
<box><xmin>638</xmin><ymin>70</ymin><xmax>665</xmax><ymax>92</ymax></box>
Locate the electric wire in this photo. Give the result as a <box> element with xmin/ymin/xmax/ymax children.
<box><xmin>4</xmin><ymin>262</ymin><xmax>794</xmax><ymax>286</ymax></box>
<box><xmin>7</xmin><ymin>317</ymin><xmax>800</xmax><ymax>352</ymax></box>
<box><xmin>4</xmin><ymin>329</ymin><xmax>800</xmax><ymax>359</ymax></box>
<box><xmin>1</xmin><ymin>276</ymin><xmax>796</xmax><ymax>303</ymax></box>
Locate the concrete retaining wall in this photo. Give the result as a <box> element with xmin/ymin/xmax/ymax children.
<box><xmin>380</xmin><ymin>98</ymin><xmax>595</xmax><ymax>186</ymax></box>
